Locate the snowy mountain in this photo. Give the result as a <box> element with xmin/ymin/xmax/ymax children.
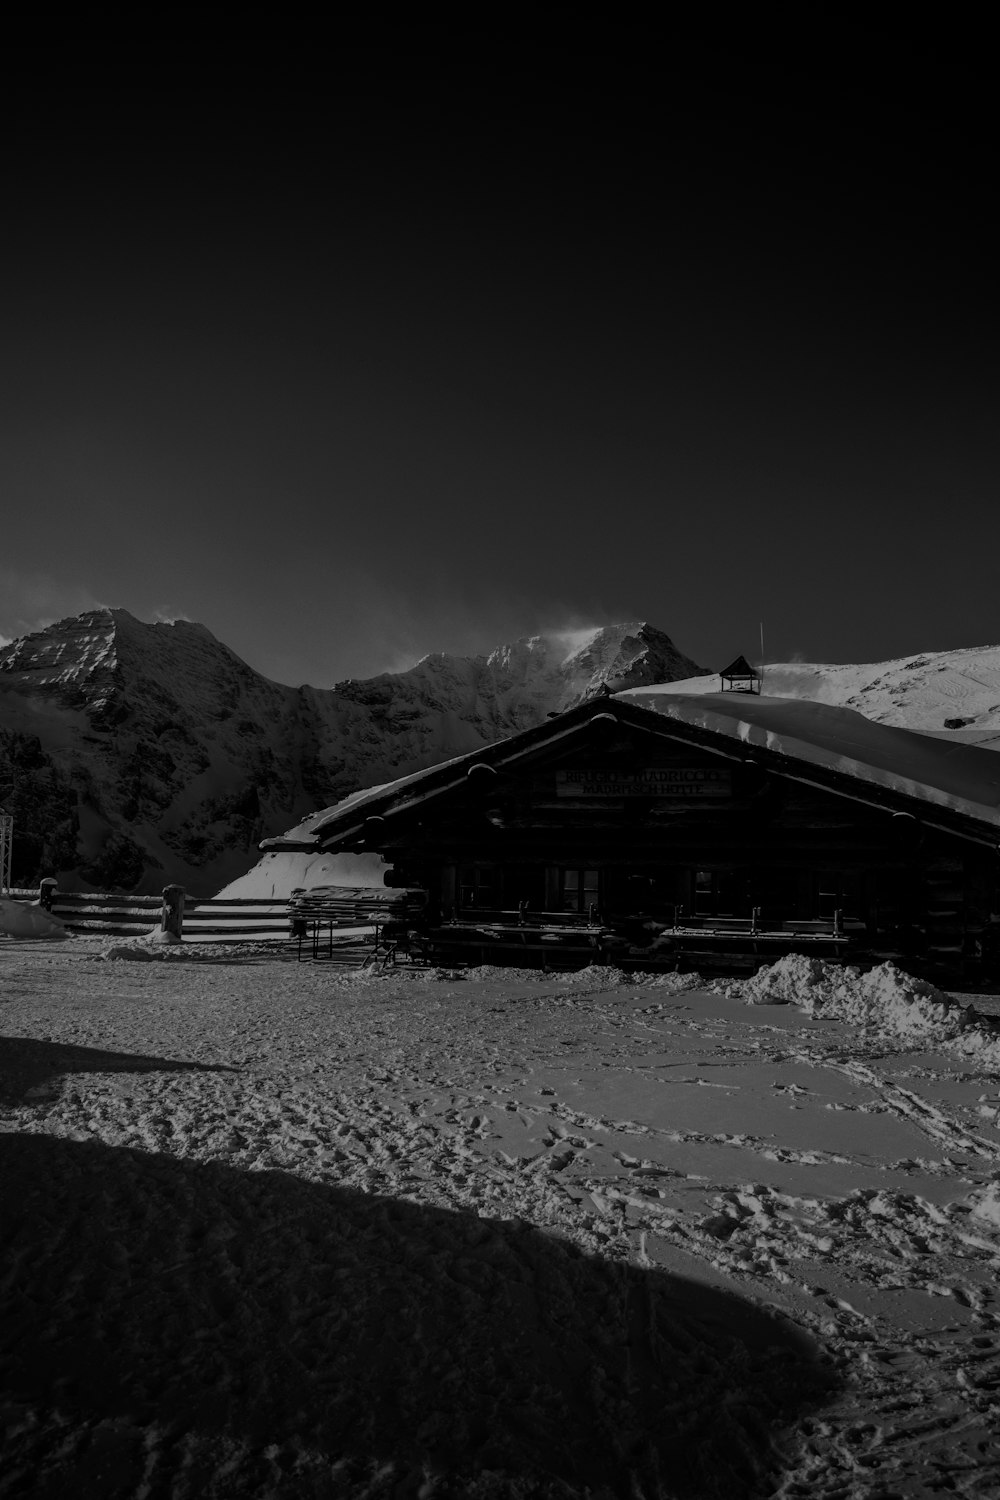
<box><xmin>0</xmin><ymin>610</ymin><xmax>705</xmax><ymax>894</ymax></box>
<box><xmin>658</xmin><ymin>649</ymin><xmax>1000</xmax><ymax>745</ymax></box>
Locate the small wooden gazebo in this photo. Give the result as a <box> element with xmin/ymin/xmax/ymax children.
<box><xmin>718</xmin><ymin>654</ymin><xmax>762</xmax><ymax>694</ymax></box>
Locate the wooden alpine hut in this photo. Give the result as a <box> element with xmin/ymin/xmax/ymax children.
<box><xmin>263</xmin><ymin>690</ymin><xmax>1000</xmax><ymax>978</ymax></box>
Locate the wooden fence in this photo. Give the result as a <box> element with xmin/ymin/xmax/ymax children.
<box><xmin>9</xmin><ymin>884</ymin><xmax>413</xmax><ymax>944</ymax></box>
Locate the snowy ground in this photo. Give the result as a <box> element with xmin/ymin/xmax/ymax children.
<box><xmin>3</xmin><ymin>945</ymin><xmax>1000</xmax><ymax>1497</ymax></box>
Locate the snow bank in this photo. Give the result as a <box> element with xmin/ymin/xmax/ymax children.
<box><xmin>90</xmin><ymin>939</ymin><xmax>279</xmax><ymax>963</ymax></box>
<box><xmin>407</xmin><ymin>963</ymin><xmax>707</xmax><ymax>990</ymax></box>
<box><xmin>0</xmin><ymin>897</ymin><xmax>71</xmax><ymax>941</ymax></box>
<box><xmin>734</xmin><ymin>955</ymin><xmax>968</xmax><ymax>1032</ymax></box>
<box><xmin>559</xmin><ymin>964</ymin><xmax>634</xmax><ymax>986</ymax></box>
<box><xmin>726</xmin><ymin>954</ymin><xmax>1000</xmax><ymax>1063</ymax></box>
<box><xmin>214</xmin><ymin>849</ymin><xmax>391</xmax><ymax>899</ymax></box>
<box><xmin>555</xmin><ymin>964</ymin><xmax>705</xmax><ymax>991</ymax></box>
<box><xmin>635</xmin><ymin>970</ymin><xmax>707</xmax><ymax>992</ymax></box>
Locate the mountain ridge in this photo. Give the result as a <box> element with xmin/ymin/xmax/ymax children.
<box><xmin>0</xmin><ymin>610</ymin><xmax>706</xmax><ymax>894</ymax></box>
<box><xmin>9</xmin><ymin>608</ymin><xmax>1000</xmax><ymax>898</ymax></box>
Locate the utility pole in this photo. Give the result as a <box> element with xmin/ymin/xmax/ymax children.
<box><xmin>0</xmin><ymin>808</ymin><xmax>12</xmax><ymax>894</ymax></box>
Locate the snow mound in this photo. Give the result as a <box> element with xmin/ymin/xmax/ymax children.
<box><xmin>0</xmin><ymin>898</ymin><xmax>71</xmax><ymax>941</ymax></box>
<box><xmin>459</xmin><ymin>965</ymin><xmax>546</xmax><ymax>982</ymax></box>
<box><xmin>408</xmin><ymin>966</ymin><xmax>470</xmax><ymax>983</ymax></box>
<box><xmin>637</xmin><ymin>970</ymin><xmax>706</xmax><ymax>991</ymax></box>
<box><xmin>558</xmin><ymin>965</ymin><xmax>706</xmax><ymax>990</ymax></box>
<box><xmin>559</xmin><ymin>964</ymin><xmax>634</xmax><ymax>986</ymax></box>
<box><xmin>734</xmin><ymin>952</ymin><xmax>835</xmax><ymax>1007</ymax></box>
<box><xmin>90</xmin><ymin>939</ymin><xmax>281</xmax><ymax>963</ymax></box>
<box><xmin>350</xmin><ymin>962</ymin><xmax>708</xmax><ymax>989</ymax></box>
<box><xmin>969</xmin><ymin>1182</ymin><xmax>1000</xmax><ymax>1228</ymax></box>
<box><xmin>215</xmin><ymin>849</ymin><xmax>390</xmax><ymax>899</ymax></box>
<box><xmin>733</xmin><ymin>955</ymin><xmax>967</xmax><ymax>1037</ymax></box>
<box><xmin>416</xmin><ymin>964</ymin><xmax>706</xmax><ymax>990</ymax></box>
<box><xmin>726</xmin><ymin>955</ymin><xmax>1000</xmax><ymax>1063</ymax></box>
<box><xmin>94</xmin><ymin>943</ymin><xmax>156</xmax><ymax>962</ymax></box>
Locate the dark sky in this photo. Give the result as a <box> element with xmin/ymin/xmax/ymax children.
<box><xmin>2</xmin><ymin>48</ymin><xmax>995</xmax><ymax>686</ymax></box>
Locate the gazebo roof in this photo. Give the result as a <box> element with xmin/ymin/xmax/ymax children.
<box><xmin>719</xmin><ymin>654</ymin><xmax>760</xmax><ymax>679</ymax></box>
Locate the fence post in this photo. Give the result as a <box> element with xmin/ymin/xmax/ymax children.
<box><xmin>159</xmin><ymin>885</ymin><xmax>185</xmax><ymax>943</ymax></box>
<box><xmin>289</xmin><ymin>889</ymin><xmax>307</xmax><ymax>947</ymax></box>
<box><xmin>38</xmin><ymin>878</ymin><xmax>59</xmax><ymax>911</ymax></box>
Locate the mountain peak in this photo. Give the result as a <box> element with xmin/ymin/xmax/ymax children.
<box><xmin>0</xmin><ymin>608</ymin><xmax>707</xmax><ymax>893</ymax></box>
<box><xmin>482</xmin><ymin>621</ymin><xmax>705</xmax><ymax>693</ymax></box>
<box><xmin>0</xmin><ymin>607</ymin><xmax>122</xmax><ymax>704</ymax></box>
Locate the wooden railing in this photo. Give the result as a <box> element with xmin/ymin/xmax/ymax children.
<box><xmin>447</xmin><ymin>906</ymin><xmax>601</xmax><ymax>928</ymax></box>
<box><xmin>671</xmin><ymin>906</ymin><xmax>845</xmax><ymax>937</ymax></box>
<box><xmin>14</xmin><ymin>882</ymin><xmax>411</xmax><ymax>943</ymax></box>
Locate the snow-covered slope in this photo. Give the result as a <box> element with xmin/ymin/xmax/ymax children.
<box><xmin>0</xmin><ymin>611</ymin><xmax>704</xmax><ymax>894</ymax></box>
<box><xmin>660</xmin><ymin>646</ymin><xmax>1000</xmax><ymax>745</ymax></box>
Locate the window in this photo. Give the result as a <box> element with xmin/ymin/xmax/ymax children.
<box><xmin>458</xmin><ymin>865</ymin><xmax>497</xmax><ymax>910</ymax></box>
<box><xmin>561</xmin><ymin>868</ymin><xmax>600</xmax><ymax>915</ymax></box>
<box><xmin>816</xmin><ymin>871</ymin><xmax>862</xmax><ymax>920</ymax></box>
<box><xmin>605</xmin><ymin>868</ymin><xmax>685</xmax><ymax>918</ymax></box>
<box><xmin>694</xmin><ymin>868</ymin><xmax>752</xmax><ymax>918</ymax></box>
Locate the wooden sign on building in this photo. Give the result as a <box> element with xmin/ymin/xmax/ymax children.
<box><xmin>556</xmin><ymin>767</ymin><xmax>731</xmax><ymax>798</ymax></box>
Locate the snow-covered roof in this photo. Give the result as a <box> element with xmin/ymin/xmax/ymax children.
<box><xmin>620</xmin><ymin>689</ymin><xmax>1000</xmax><ymax>832</ymax></box>
<box><xmin>261</xmin><ymin>746</ymin><xmax>495</xmax><ymax>850</ymax></box>
<box><xmin>264</xmin><ymin>689</ymin><xmax>1000</xmax><ymax>854</ymax></box>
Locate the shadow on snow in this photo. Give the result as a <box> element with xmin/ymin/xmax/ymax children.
<box><xmin>1</xmin><ymin>1132</ymin><xmax>838</xmax><ymax>1499</ymax></box>
<box><xmin>0</xmin><ymin>1035</ymin><xmax>237</xmax><ymax>1106</ymax></box>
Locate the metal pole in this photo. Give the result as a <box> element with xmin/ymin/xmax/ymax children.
<box><xmin>0</xmin><ymin>810</ymin><xmax>12</xmax><ymax>894</ymax></box>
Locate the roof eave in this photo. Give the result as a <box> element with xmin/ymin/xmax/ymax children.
<box><xmin>266</xmin><ymin>696</ymin><xmax>1000</xmax><ymax>856</ymax></box>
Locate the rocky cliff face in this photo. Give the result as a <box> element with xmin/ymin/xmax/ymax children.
<box><xmin>0</xmin><ymin>611</ymin><xmax>706</xmax><ymax>894</ymax></box>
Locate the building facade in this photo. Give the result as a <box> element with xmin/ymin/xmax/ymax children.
<box><xmin>265</xmin><ymin>694</ymin><xmax>1000</xmax><ymax>977</ymax></box>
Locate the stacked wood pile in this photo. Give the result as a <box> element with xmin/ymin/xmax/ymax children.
<box><xmin>286</xmin><ymin>886</ymin><xmax>425</xmax><ymax>927</ymax></box>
